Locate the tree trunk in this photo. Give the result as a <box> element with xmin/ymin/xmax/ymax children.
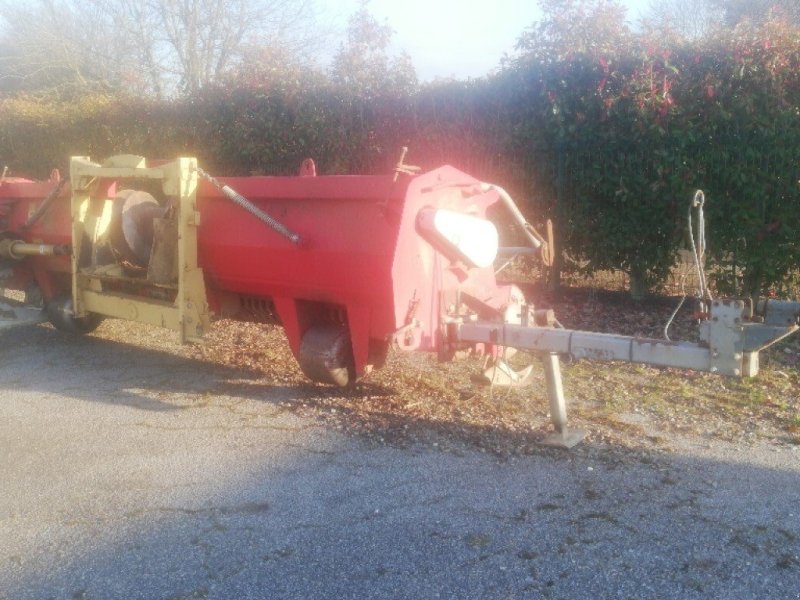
<box><xmin>629</xmin><ymin>266</ymin><xmax>647</xmax><ymax>301</ymax></box>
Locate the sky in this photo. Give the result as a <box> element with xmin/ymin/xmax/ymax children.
<box><xmin>327</xmin><ymin>0</ymin><xmax>651</xmax><ymax>81</ymax></box>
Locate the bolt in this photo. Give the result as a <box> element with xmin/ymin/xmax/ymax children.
<box><xmin>733</xmin><ymin>369</ymin><xmax>741</xmax><ymax>376</ymax></box>
<box><xmin>733</xmin><ymin>353</ymin><xmax>742</xmax><ymax>361</ymax></box>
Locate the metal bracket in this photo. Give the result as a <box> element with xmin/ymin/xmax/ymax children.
<box><xmin>455</xmin><ymin>295</ymin><xmax>799</xmax><ymax>447</ymax></box>
<box><xmin>480</xmin><ymin>359</ymin><xmax>534</xmax><ymax>386</ymax></box>
<box><xmin>393</xmin><ymin>146</ymin><xmax>421</xmax><ymax>181</ymax></box>
<box><xmin>70</xmin><ymin>155</ymin><xmax>210</xmax><ymax>343</ymax></box>
<box><xmin>0</xmin><ymin>297</ymin><xmax>46</xmax><ymax>330</ymax></box>
<box><xmin>699</xmin><ymin>300</ymin><xmax>747</xmax><ymax>376</ymax></box>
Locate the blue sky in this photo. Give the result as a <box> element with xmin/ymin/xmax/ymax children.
<box><xmin>327</xmin><ymin>0</ymin><xmax>651</xmax><ymax>81</ymax></box>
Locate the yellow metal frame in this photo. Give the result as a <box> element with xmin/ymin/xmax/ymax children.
<box><xmin>69</xmin><ymin>155</ymin><xmax>210</xmax><ymax>343</ymax></box>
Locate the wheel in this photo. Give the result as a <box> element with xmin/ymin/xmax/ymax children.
<box><xmin>46</xmin><ymin>296</ymin><xmax>103</xmax><ymax>335</ymax></box>
<box><xmin>297</xmin><ymin>325</ymin><xmax>355</xmax><ymax>387</ymax></box>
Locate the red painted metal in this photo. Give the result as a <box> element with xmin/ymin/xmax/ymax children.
<box><xmin>0</xmin><ymin>164</ymin><xmax>515</xmax><ymax>379</ymax></box>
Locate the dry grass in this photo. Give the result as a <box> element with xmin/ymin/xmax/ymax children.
<box><xmin>173</xmin><ymin>285</ymin><xmax>799</xmax><ymax>455</ymax></box>
<box><xmin>87</xmin><ymin>265</ymin><xmax>799</xmax><ymax>458</ymax></box>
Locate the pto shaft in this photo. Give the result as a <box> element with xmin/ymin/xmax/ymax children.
<box><xmin>0</xmin><ymin>239</ymin><xmax>69</xmax><ymax>260</ymax></box>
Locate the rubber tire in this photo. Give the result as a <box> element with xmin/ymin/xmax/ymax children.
<box><xmin>46</xmin><ymin>297</ymin><xmax>104</xmax><ymax>335</ymax></box>
<box><xmin>297</xmin><ymin>325</ymin><xmax>356</xmax><ymax>387</ymax></box>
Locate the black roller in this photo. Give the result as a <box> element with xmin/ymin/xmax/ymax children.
<box><xmin>297</xmin><ymin>325</ymin><xmax>356</xmax><ymax>387</ymax></box>
<box><xmin>110</xmin><ymin>189</ymin><xmax>167</xmax><ymax>268</ymax></box>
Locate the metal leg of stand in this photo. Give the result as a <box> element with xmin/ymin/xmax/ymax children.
<box><xmin>0</xmin><ymin>300</ymin><xmax>46</xmax><ymax>330</ymax></box>
<box><xmin>539</xmin><ymin>353</ymin><xmax>586</xmax><ymax>449</ymax></box>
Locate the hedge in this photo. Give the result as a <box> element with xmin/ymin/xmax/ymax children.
<box><xmin>1</xmin><ymin>14</ymin><xmax>799</xmax><ymax>298</ymax></box>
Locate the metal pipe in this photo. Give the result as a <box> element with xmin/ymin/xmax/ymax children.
<box><xmin>196</xmin><ymin>167</ymin><xmax>303</xmax><ymax>246</ymax></box>
<box><xmin>21</xmin><ymin>178</ymin><xmax>67</xmax><ymax>232</ymax></box>
<box><xmin>543</xmin><ymin>353</ymin><xmax>567</xmax><ymax>432</ymax></box>
<box><xmin>540</xmin><ymin>352</ymin><xmax>586</xmax><ymax>448</ymax></box>
<box><xmin>480</xmin><ymin>183</ymin><xmax>544</xmax><ymax>250</ymax></box>
<box><xmin>0</xmin><ymin>239</ymin><xmax>69</xmax><ymax>260</ymax></box>
<box><xmin>458</xmin><ymin>322</ymin><xmax>713</xmax><ymax>372</ymax></box>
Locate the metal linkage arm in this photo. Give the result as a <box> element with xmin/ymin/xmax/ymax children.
<box><xmin>459</xmin><ymin>299</ymin><xmax>799</xmax><ymax>378</ymax></box>
<box><xmin>460</xmin><ymin>322</ymin><xmax>715</xmax><ymax>372</ymax></box>
<box><xmin>196</xmin><ymin>167</ymin><xmax>303</xmax><ymax>246</ymax></box>
<box><xmin>454</xmin><ymin>298</ymin><xmax>799</xmax><ymax>448</ymax></box>
<box><xmin>757</xmin><ymin>300</ymin><xmax>800</xmax><ymax>327</ymax></box>
<box><xmin>746</xmin><ymin>300</ymin><xmax>800</xmax><ymax>352</ymax></box>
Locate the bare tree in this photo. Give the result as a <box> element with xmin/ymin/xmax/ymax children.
<box><xmin>644</xmin><ymin>0</ymin><xmax>800</xmax><ymax>38</ymax></box>
<box><xmin>515</xmin><ymin>0</ymin><xmax>632</xmax><ymax>65</ymax></box>
<box><xmin>644</xmin><ymin>0</ymin><xmax>725</xmax><ymax>41</ymax></box>
<box><xmin>148</xmin><ymin>0</ymin><xmax>321</xmax><ymax>94</ymax></box>
<box><xmin>100</xmin><ymin>0</ymin><xmax>167</xmax><ymax>97</ymax></box>
<box><xmin>0</xmin><ymin>0</ymin><xmax>324</xmax><ymax>97</ymax></box>
<box><xmin>331</xmin><ymin>3</ymin><xmax>417</xmax><ymax>99</ymax></box>
<box><xmin>0</xmin><ymin>0</ymin><xmax>127</xmax><ymax>94</ymax></box>
<box><xmin>714</xmin><ymin>0</ymin><xmax>800</xmax><ymax>26</ymax></box>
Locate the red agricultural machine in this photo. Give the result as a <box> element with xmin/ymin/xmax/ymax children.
<box><xmin>0</xmin><ymin>154</ymin><xmax>797</xmax><ymax>447</ymax></box>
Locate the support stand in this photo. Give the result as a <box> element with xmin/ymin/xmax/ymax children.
<box><xmin>0</xmin><ymin>297</ymin><xmax>46</xmax><ymax>330</ymax></box>
<box><xmin>539</xmin><ymin>352</ymin><xmax>586</xmax><ymax>449</ymax></box>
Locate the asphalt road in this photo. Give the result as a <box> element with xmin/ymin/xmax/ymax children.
<box><xmin>1</xmin><ymin>324</ymin><xmax>799</xmax><ymax>599</ymax></box>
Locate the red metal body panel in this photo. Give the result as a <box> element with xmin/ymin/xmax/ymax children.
<box><xmin>0</xmin><ymin>165</ymin><xmax>512</xmax><ymax>378</ymax></box>
<box><xmin>0</xmin><ymin>179</ymin><xmax>72</xmax><ymax>296</ymax></box>
<box><xmin>197</xmin><ymin>174</ymin><xmax>407</xmax><ymax>371</ymax></box>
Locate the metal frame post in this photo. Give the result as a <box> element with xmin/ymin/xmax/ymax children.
<box><xmin>69</xmin><ymin>155</ymin><xmax>210</xmax><ymax>343</ymax></box>
<box><xmin>539</xmin><ymin>353</ymin><xmax>586</xmax><ymax>448</ymax></box>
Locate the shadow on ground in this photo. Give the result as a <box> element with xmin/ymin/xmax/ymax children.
<box><xmin>1</xmin><ymin>323</ymin><xmax>799</xmax><ymax>599</ymax></box>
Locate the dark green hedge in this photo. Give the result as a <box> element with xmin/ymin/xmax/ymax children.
<box><xmin>2</xmin><ymin>15</ymin><xmax>799</xmax><ymax>298</ymax></box>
